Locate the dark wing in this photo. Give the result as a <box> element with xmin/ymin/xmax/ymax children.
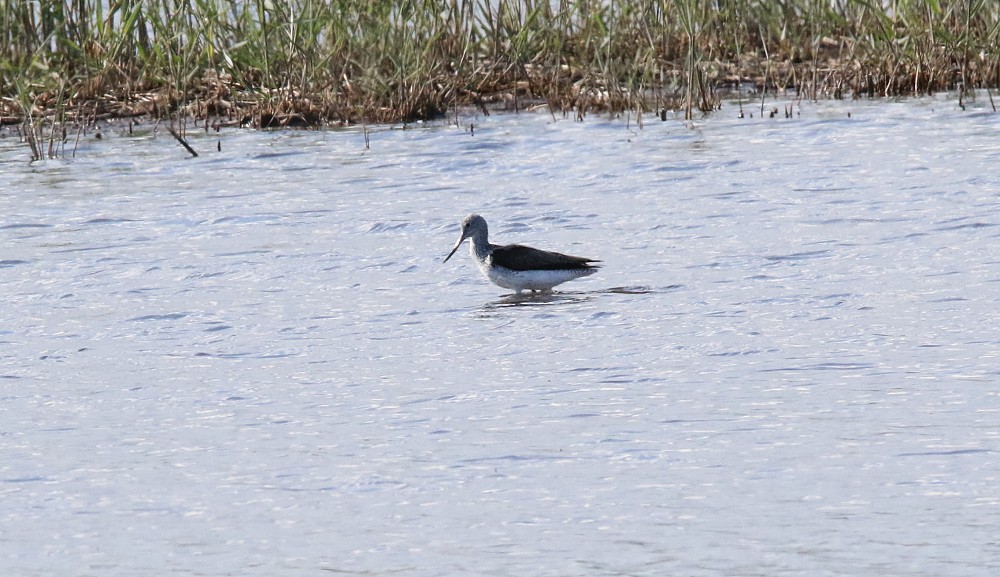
<box><xmin>491</xmin><ymin>244</ymin><xmax>600</xmax><ymax>271</ymax></box>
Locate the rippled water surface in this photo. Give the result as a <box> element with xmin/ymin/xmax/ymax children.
<box><xmin>3</xmin><ymin>95</ymin><xmax>999</xmax><ymax>576</ymax></box>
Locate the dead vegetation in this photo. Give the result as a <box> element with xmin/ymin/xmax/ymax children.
<box><xmin>2</xmin><ymin>0</ymin><xmax>998</xmax><ymax>142</ymax></box>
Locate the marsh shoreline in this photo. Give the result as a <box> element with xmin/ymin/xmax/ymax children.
<box><xmin>4</xmin><ymin>0</ymin><xmax>998</xmax><ymax>138</ymax></box>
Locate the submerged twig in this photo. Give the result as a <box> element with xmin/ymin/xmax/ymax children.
<box><xmin>167</xmin><ymin>127</ymin><xmax>198</xmax><ymax>157</ymax></box>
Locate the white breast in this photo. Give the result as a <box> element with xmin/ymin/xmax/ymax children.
<box><xmin>483</xmin><ymin>260</ymin><xmax>596</xmax><ymax>292</ymax></box>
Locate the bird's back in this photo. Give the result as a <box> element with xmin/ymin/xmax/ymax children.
<box><xmin>491</xmin><ymin>244</ymin><xmax>600</xmax><ymax>271</ymax></box>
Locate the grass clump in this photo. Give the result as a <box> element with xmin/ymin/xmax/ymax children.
<box><xmin>2</xmin><ymin>0</ymin><xmax>998</xmax><ymax>134</ymax></box>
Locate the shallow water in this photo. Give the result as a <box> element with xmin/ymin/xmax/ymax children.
<box><xmin>2</xmin><ymin>94</ymin><xmax>999</xmax><ymax>576</ymax></box>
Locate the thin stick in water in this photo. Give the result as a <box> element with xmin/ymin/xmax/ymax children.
<box><xmin>167</xmin><ymin>127</ymin><xmax>198</xmax><ymax>157</ymax></box>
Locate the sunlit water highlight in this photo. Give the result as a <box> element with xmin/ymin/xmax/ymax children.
<box><xmin>2</xmin><ymin>94</ymin><xmax>999</xmax><ymax>576</ymax></box>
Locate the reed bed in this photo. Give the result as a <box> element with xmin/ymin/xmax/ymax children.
<box><xmin>2</xmin><ymin>0</ymin><xmax>999</xmax><ymax>141</ymax></box>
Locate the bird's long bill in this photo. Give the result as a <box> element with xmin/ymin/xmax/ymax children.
<box><xmin>443</xmin><ymin>237</ymin><xmax>464</xmax><ymax>263</ymax></box>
